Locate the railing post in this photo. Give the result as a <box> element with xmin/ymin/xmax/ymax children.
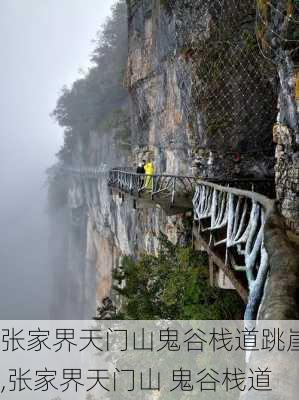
<box><xmin>130</xmin><ymin>174</ymin><xmax>133</xmax><ymax>194</ymax></box>
<box><xmin>151</xmin><ymin>175</ymin><xmax>156</xmax><ymax>200</ymax></box>
<box><xmin>171</xmin><ymin>177</ymin><xmax>176</xmax><ymax>205</ymax></box>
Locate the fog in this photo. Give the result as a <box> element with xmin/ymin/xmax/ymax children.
<box><xmin>0</xmin><ymin>0</ymin><xmax>116</xmax><ymax>319</ymax></box>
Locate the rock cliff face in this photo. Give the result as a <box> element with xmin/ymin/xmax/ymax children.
<box><xmin>254</xmin><ymin>0</ymin><xmax>299</xmax><ymax>233</ymax></box>
<box><xmin>65</xmin><ymin>131</ymin><xmax>188</xmax><ymax>317</ymax></box>
<box><xmin>58</xmin><ymin>0</ymin><xmax>290</xmax><ymax>317</ymax></box>
<box><xmin>126</xmin><ymin>0</ymin><xmax>276</xmax><ymax>178</ymax></box>
<box><xmin>273</xmin><ymin>62</ymin><xmax>299</xmax><ymax>233</ymax></box>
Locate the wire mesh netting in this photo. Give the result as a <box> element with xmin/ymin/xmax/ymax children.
<box><xmin>256</xmin><ymin>0</ymin><xmax>299</xmax><ymax>65</ymax></box>
<box><xmin>173</xmin><ymin>0</ymin><xmax>277</xmax><ymax>152</ymax></box>
<box><xmin>128</xmin><ymin>0</ymin><xmax>278</xmax><ymax>157</ymax></box>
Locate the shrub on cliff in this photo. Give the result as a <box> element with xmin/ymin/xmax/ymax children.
<box><xmin>113</xmin><ymin>234</ymin><xmax>244</xmax><ymax>319</ymax></box>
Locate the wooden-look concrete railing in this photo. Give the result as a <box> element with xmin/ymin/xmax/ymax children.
<box><xmin>108</xmin><ymin>168</ymin><xmax>281</xmax><ymax>320</ymax></box>
<box><xmin>192</xmin><ymin>181</ymin><xmax>276</xmax><ymax>320</ymax></box>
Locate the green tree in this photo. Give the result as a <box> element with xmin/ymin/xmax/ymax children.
<box><xmin>114</xmin><ymin>234</ymin><xmax>244</xmax><ymax>320</ymax></box>
<box><xmin>51</xmin><ymin>0</ymin><xmax>128</xmax><ymax>163</ymax></box>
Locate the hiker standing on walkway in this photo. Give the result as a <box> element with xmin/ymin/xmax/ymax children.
<box><xmin>136</xmin><ymin>161</ymin><xmax>145</xmax><ymax>174</ymax></box>
<box><xmin>144</xmin><ymin>160</ymin><xmax>155</xmax><ymax>190</ymax></box>
<box><xmin>136</xmin><ymin>160</ymin><xmax>146</xmax><ymax>189</ymax></box>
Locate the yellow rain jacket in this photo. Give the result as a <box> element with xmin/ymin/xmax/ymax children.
<box><xmin>144</xmin><ymin>162</ymin><xmax>155</xmax><ymax>190</ymax></box>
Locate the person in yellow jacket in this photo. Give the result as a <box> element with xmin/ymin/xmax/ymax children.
<box><xmin>144</xmin><ymin>160</ymin><xmax>155</xmax><ymax>190</ymax></box>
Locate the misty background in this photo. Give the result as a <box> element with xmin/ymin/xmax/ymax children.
<box><xmin>0</xmin><ymin>0</ymin><xmax>116</xmax><ymax>319</ymax></box>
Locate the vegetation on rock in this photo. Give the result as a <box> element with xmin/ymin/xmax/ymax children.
<box><xmin>51</xmin><ymin>0</ymin><xmax>128</xmax><ymax>163</ymax></box>
<box><xmin>114</xmin><ymin>234</ymin><xmax>244</xmax><ymax>319</ymax></box>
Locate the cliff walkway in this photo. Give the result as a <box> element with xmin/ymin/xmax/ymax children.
<box><xmin>56</xmin><ymin>164</ymin><xmax>298</xmax><ymax>320</ymax></box>
<box><xmin>108</xmin><ymin>168</ymin><xmax>299</xmax><ymax>320</ymax></box>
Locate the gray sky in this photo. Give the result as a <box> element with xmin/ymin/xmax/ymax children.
<box><xmin>0</xmin><ymin>0</ymin><xmax>116</xmax><ymax>318</ymax></box>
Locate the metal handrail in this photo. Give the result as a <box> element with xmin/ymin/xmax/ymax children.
<box><xmin>109</xmin><ymin>168</ymin><xmax>274</xmax><ymax>184</ymax></box>
<box><xmin>53</xmin><ymin>164</ymin><xmax>108</xmax><ymax>179</ymax></box>
<box><xmin>108</xmin><ymin>169</ymin><xmax>197</xmax><ymax>204</ymax></box>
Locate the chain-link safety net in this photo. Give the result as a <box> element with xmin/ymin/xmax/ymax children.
<box><xmin>127</xmin><ymin>0</ymin><xmax>278</xmax><ymax>159</ymax></box>
<box><xmin>175</xmin><ymin>0</ymin><xmax>277</xmax><ymax>152</ymax></box>
<box><xmin>256</xmin><ymin>0</ymin><xmax>299</xmax><ymax>65</ymax></box>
